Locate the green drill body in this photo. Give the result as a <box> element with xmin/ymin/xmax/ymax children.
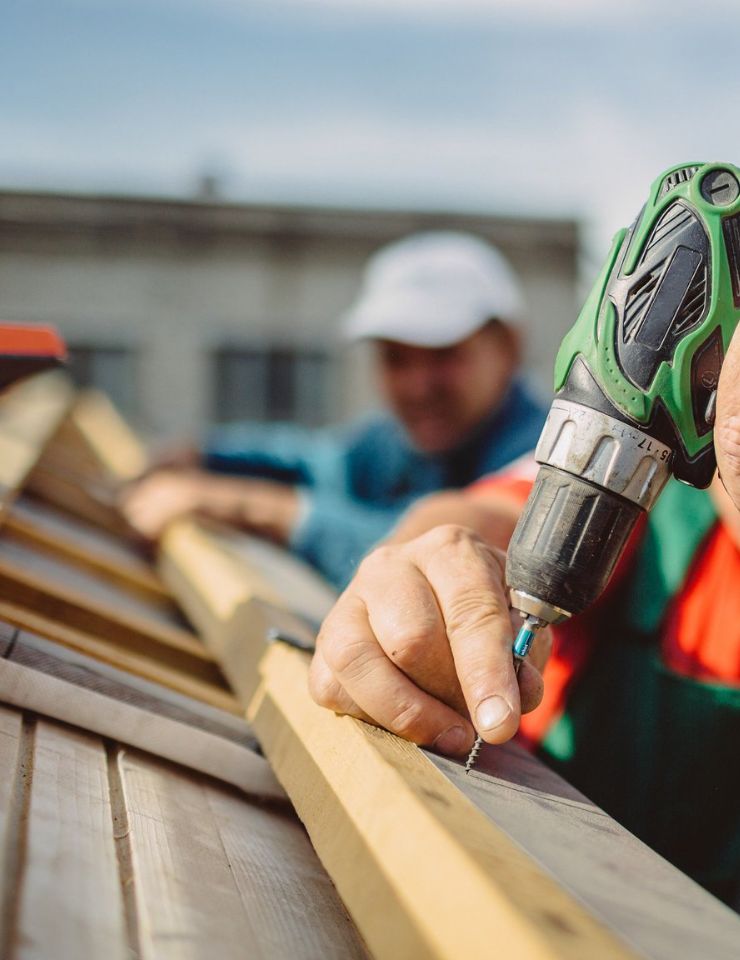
<box><xmin>555</xmin><ymin>161</ymin><xmax>740</xmax><ymax>484</ymax></box>
<box><xmin>507</xmin><ymin>160</ymin><xmax>740</xmax><ymax>690</ymax></box>
<box><xmin>467</xmin><ymin>162</ymin><xmax>740</xmax><ymax>772</ymax></box>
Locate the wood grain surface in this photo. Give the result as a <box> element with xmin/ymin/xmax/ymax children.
<box><xmin>0</xmin><ymin>705</ymin><xmax>368</xmax><ymax>960</ymax></box>
<box><xmin>0</xmin><ymin>373</ymin><xmax>74</xmax><ymax>524</ymax></box>
<box><xmin>25</xmin><ymin>387</ymin><xmax>147</xmax><ymax>535</ymax></box>
<box><xmin>0</xmin><ymin>601</ymin><xmax>240</xmax><ymax>714</ymax></box>
<box><xmin>250</xmin><ymin>642</ymin><xmax>740</xmax><ymax>960</ymax></box>
<box><xmin>430</xmin><ymin>746</ymin><xmax>740</xmax><ymax>960</ymax></box>
<box><xmin>0</xmin><ymin>537</ymin><xmax>224</xmax><ymax>686</ymax></box>
<box><xmin>14</xmin><ymin>720</ymin><xmax>129</xmax><ymax>960</ymax></box>
<box><xmin>120</xmin><ymin>748</ymin><xmax>367</xmax><ymax>960</ymax></box>
<box><xmin>6</xmin><ymin>496</ymin><xmax>167</xmax><ymax>602</ymax></box>
<box><xmin>250</xmin><ymin>643</ymin><xmax>637</xmax><ymax>960</ymax></box>
<box><xmin>159</xmin><ymin>520</ymin><xmax>324</xmax><ymax>705</ymax></box>
<box><xmin>0</xmin><ymin>658</ymin><xmax>285</xmax><ymax>803</ymax></box>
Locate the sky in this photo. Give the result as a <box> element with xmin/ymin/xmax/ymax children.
<box><xmin>3</xmin><ymin>0</ymin><xmax>740</xmax><ymax>263</ymax></box>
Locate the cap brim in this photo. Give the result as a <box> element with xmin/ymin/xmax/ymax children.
<box><xmin>342</xmin><ymin>288</ymin><xmax>495</xmax><ymax>348</ymax></box>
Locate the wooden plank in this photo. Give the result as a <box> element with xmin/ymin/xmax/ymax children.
<box><xmin>250</xmin><ymin>645</ymin><xmax>631</xmax><ymax>960</ymax></box>
<box><xmin>429</xmin><ymin>748</ymin><xmax>740</xmax><ymax>960</ymax></box>
<box><xmin>0</xmin><ymin>372</ymin><xmax>74</xmax><ymax>524</ymax></box>
<box><xmin>159</xmin><ymin>520</ymin><xmax>327</xmax><ymax>705</ymax></box>
<box><xmin>0</xmin><ymin>601</ymin><xmax>241</xmax><ymax>714</ymax></box>
<box><xmin>14</xmin><ymin>718</ymin><xmax>129</xmax><ymax>960</ymax></box>
<box><xmin>119</xmin><ymin>747</ymin><xmax>368</xmax><ymax>960</ymax></box>
<box><xmin>25</xmin><ymin>387</ymin><xmax>146</xmax><ymax>534</ymax></box>
<box><xmin>0</xmin><ymin>536</ymin><xmax>224</xmax><ymax>686</ymax></box>
<box><xmin>70</xmin><ymin>389</ymin><xmax>148</xmax><ymax>480</ymax></box>
<box><xmin>0</xmin><ymin>658</ymin><xmax>286</xmax><ymax>804</ymax></box>
<box><xmin>9</xmin><ymin>628</ymin><xmax>254</xmax><ymax>746</ymax></box>
<box><xmin>6</xmin><ymin>495</ymin><xmax>168</xmax><ymax>602</ymax></box>
<box><xmin>209</xmin><ymin>525</ymin><xmax>337</xmax><ymax>626</ymax></box>
<box><xmin>249</xmin><ymin>643</ymin><xmax>740</xmax><ymax>960</ymax></box>
<box><xmin>0</xmin><ymin>704</ymin><xmax>23</xmax><ymax>958</ymax></box>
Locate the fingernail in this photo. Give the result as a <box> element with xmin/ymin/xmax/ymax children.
<box><xmin>433</xmin><ymin>725</ymin><xmax>469</xmax><ymax>756</ymax></box>
<box><xmin>476</xmin><ymin>696</ymin><xmax>511</xmax><ymax>732</ymax></box>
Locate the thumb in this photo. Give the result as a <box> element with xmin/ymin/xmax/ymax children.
<box><xmin>716</xmin><ymin>324</ymin><xmax>740</xmax><ymax>512</ymax></box>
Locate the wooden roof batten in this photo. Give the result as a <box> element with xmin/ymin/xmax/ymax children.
<box><xmin>0</xmin><ymin>374</ymin><xmax>368</xmax><ymax>959</ymax></box>
<box><xmin>159</xmin><ymin>501</ymin><xmax>740</xmax><ymax>960</ymax></box>
<box><xmin>0</xmin><ymin>371</ymin><xmax>738</xmax><ymax>959</ymax></box>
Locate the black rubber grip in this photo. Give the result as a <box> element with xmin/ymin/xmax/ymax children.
<box><xmin>506</xmin><ymin>465</ymin><xmax>642</xmax><ymax>617</ymax></box>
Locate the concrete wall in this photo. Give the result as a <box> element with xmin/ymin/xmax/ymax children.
<box><xmin>0</xmin><ymin>191</ymin><xmax>580</xmax><ymax>439</ymax></box>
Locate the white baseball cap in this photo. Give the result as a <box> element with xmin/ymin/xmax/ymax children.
<box><xmin>342</xmin><ymin>231</ymin><xmax>525</xmax><ymax>348</ymax></box>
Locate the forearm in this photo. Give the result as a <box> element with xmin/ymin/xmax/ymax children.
<box><xmin>203</xmin><ymin>421</ymin><xmax>344</xmax><ymax>488</ymax></box>
<box><xmin>292</xmin><ymin>495</ymin><xmax>409</xmax><ymax>587</ymax></box>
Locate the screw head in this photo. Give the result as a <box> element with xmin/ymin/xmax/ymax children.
<box><xmin>700</xmin><ymin>168</ymin><xmax>740</xmax><ymax>206</ymax></box>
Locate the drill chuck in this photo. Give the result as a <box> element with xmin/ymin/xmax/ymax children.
<box><xmin>507</xmin><ymin>400</ymin><xmax>674</xmax><ymax>624</ymax></box>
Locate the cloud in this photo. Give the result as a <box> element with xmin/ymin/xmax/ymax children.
<box><xmin>3</xmin><ymin>75</ymin><xmax>739</xmax><ymax>262</ymax></box>
<box><xmin>119</xmin><ymin>0</ymin><xmax>649</xmax><ymax>26</ymax></box>
<box><xmin>3</xmin><ymin>0</ymin><xmax>740</xmax><ymax>271</ymax></box>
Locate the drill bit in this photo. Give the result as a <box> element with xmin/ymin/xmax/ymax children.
<box><xmin>464</xmin><ymin>614</ymin><xmax>544</xmax><ymax>774</ymax></box>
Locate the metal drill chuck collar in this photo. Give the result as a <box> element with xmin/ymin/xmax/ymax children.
<box><xmin>535</xmin><ymin>399</ymin><xmax>674</xmax><ymax>509</ymax></box>
<box><xmin>509</xmin><ymin>590</ymin><xmax>572</xmax><ymax>625</ymax></box>
<box><xmin>506</xmin><ymin>399</ymin><xmax>675</xmax><ymax>623</ymax></box>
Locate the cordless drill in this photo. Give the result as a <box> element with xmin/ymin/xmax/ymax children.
<box><xmin>506</xmin><ymin>161</ymin><xmax>740</xmax><ymax>663</ymax></box>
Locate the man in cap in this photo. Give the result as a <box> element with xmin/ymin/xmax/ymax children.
<box><xmin>122</xmin><ymin>232</ymin><xmax>547</xmax><ymax>587</ymax></box>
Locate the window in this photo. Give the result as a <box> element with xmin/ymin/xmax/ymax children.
<box><xmin>213</xmin><ymin>346</ymin><xmax>332</xmax><ymax>426</ymax></box>
<box><xmin>66</xmin><ymin>345</ymin><xmax>138</xmax><ymax>420</ymax></box>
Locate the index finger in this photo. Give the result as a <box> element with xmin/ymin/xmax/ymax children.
<box><xmin>411</xmin><ymin>525</ymin><xmax>520</xmax><ymax>745</ymax></box>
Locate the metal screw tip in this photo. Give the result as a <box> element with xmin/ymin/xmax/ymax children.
<box><xmin>464</xmin><ymin>735</ymin><xmax>483</xmax><ymax>774</ymax></box>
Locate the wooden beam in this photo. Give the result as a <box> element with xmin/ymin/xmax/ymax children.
<box><xmin>159</xmin><ymin>520</ymin><xmax>324</xmax><ymax>705</ymax></box>
<box><xmin>0</xmin><ymin>704</ymin><xmax>368</xmax><ymax>959</ymax></box>
<box><xmin>0</xmin><ymin>535</ymin><xmax>221</xmax><ymax>685</ymax></box>
<box><xmin>5</xmin><ymin>496</ymin><xmax>168</xmax><ymax>603</ymax></box>
<box><xmin>25</xmin><ymin>387</ymin><xmax>147</xmax><ymax>534</ymax></box>
<box><xmin>0</xmin><ymin>601</ymin><xmax>240</xmax><ymax>714</ymax></box>
<box><xmin>15</xmin><ymin>719</ymin><xmax>130</xmax><ymax>960</ymax></box>
<box><xmin>249</xmin><ymin>643</ymin><xmax>740</xmax><ymax>960</ymax></box>
<box><xmin>9</xmin><ymin>627</ymin><xmax>252</xmax><ymax>744</ymax></box>
<box><xmin>119</xmin><ymin>748</ymin><xmax>368</xmax><ymax>960</ymax></box>
<box><xmin>0</xmin><ymin>656</ymin><xmax>285</xmax><ymax>803</ymax></box>
<box><xmin>0</xmin><ymin>372</ymin><xmax>74</xmax><ymax>524</ymax></box>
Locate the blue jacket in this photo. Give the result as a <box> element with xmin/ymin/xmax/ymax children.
<box><xmin>204</xmin><ymin>378</ymin><xmax>547</xmax><ymax>587</ymax></box>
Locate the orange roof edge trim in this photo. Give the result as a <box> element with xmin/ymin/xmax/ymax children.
<box><xmin>0</xmin><ymin>324</ymin><xmax>67</xmax><ymax>358</ymax></box>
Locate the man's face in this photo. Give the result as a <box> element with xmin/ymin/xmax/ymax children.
<box><xmin>375</xmin><ymin>324</ymin><xmax>518</xmax><ymax>454</ymax></box>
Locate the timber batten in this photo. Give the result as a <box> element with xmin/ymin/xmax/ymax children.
<box><xmin>159</xmin><ymin>502</ymin><xmax>740</xmax><ymax>959</ymax></box>
<box><xmin>0</xmin><ymin>374</ymin><xmax>369</xmax><ymax>958</ymax></box>
<box><xmin>1</xmin><ymin>372</ymin><xmax>739</xmax><ymax>958</ymax></box>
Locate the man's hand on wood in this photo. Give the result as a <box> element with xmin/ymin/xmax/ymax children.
<box><xmin>120</xmin><ymin>469</ymin><xmax>301</xmax><ymax>545</ymax></box>
<box><xmin>309</xmin><ymin>524</ymin><xmax>549</xmax><ymax>756</ymax></box>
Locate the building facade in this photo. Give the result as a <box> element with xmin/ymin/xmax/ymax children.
<box><xmin>0</xmin><ymin>190</ymin><xmax>579</xmax><ymax>440</ymax></box>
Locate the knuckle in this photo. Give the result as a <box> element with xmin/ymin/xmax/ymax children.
<box><xmin>444</xmin><ymin>590</ymin><xmax>508</xmax><ymax>637</ymax></box>
<box><xmin>318</xmin><ymin>630</ymin><xmax>368</xmax><ymax>677</ymax></box>
<box><xmin>386</xmin><ymin>622</ymin><xmax>437</xmax><ymax>671</ymax></box>
<box><xmin>422</xmin><ymin>525</ymin><xmax>503</xmax><ymax>578</ymax></box>
<box><xmin>464</xmin><ymin>657</ymin><xmax>512</xmax><ymax>699</ymax></box>
<box><xmin>308</xmin><ymin>661</ymin><xmax>339</xmax><ymax>708</ymax></box>
<box><xmin>427</xmin><ymin>523</ymin><xmax>477</xmax><ymax>551</ymax></box>
<box><xmin>357</xmin><ymin>544</ymin><xmax>396</xmax><ymax>577</ymax></box>
<box><xmin>386</xmin><ymin>698</ymin><xmax>426</xmax><ymax>741</ymax></box>
<box><xmin>316</xmin><ymin>598</ymin><xmax>367</xmax><ymax>673</ymax></box>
